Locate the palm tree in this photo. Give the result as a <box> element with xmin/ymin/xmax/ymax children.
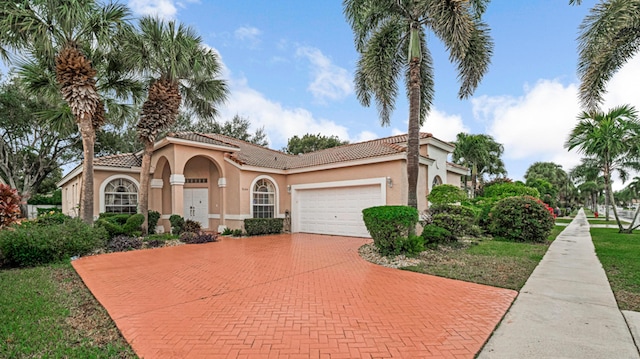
<box><xmin>524</xmin><ymin>162</ymin><xmax>571</xmax><ymax>206</ymax></box>
<box><xmin>570</xmin><ymin>0</ymin><xmax>640</xmax><ymax>110</ymax></box>
<box><xmin>452</xmin><ymin>133</ymin><xmax>506</xmax><ymax>197</ymax></box>
<box><xmin>343</xmin><ymin>0</ymin><xmax>493</xmax><ymax>208</ymax></box>
<box><xmin>565</xmin><ymin>104</ymin><xmax>640</xmax><ymax>232</ymax></box>
<box><xmin>0</xmin><ymin>0</ymin><xmax>132</xmax><ymax>223</ymax></box>
<box><xmin>122</xmin><ymin>17</ymin><xmax>228</xmax><ymax>234</ymax></box>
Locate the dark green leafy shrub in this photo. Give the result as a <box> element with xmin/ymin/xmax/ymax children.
<box><xmin>27</xmin><ymin>189</ymin><xmax>62</xmax><ymax>205</ymax></box>
<box><xmin>95</xmin><ymin>219</ymin><xmax>124</xmax><ymax>238</ymax></box>
<box><xmin>428</xmin><ymin>204</ymin><xmax>481</xmax><ymax>239</ymax></box>
<box><xmin>183</xmin><ymin>219</ymin><xmax>202</xmax><ymax>233</ymax></box>
<box><xmin>428</xmin><ymin>184</ymin><xmax>467</xmax><ymax>205</ymax></box>
<box><xmin>421</xmin><ymin>224</ymin><xmax>453</xmax><ymax>245</ymax></box>
<box><xmin>221</xmin><ymin>227</ymin><xmax>233</xmax><ymax>235</ymax></box>
<box><xmin>244</xmin><ymin>218</ymin><xmax>284</xmax><ymax>236</ymax></box>
<box><xmin>98</xmin><ymin>213</ymin><xmax>131</xmax><ymax>225</ymax></box>
<box><xmin>489</xmin><ymin>196</ymin><xmax>555</xmax><ymax>242</ymax></box>
<box><xmin>396</xmin><ymin>235</ymin><xmax>424</xmax><ymax>256</ymax></box>
<box><xmin>483</xmin><ymin>182</ymin><xmax>540</xmax><ymax>200</ymax></box>
<box><xmin>34</xmin><ymin>211</ymin><xmax>70</xmax><ymax>226</ymax></box>
<box><xmin>169</xmin><ymin>214</ymin><xmax>185</xmax><ymax>235</ymax></box>
<box><xmin>362</xmin><ymin>206</ymin><xmax>419</xmax><ymax>256</ymax></box>
<box><xmin>0</xmin><ymin>184</ymin><xmax>22</xmax><ymax>229</ymax></box>
<box><xmin>232</xmin><ymin>229</ymin><xmax>243</xmax><ymax>237</ymax></box>
<box><xmin>107</xmin><ymin>235</ymin><xmax>143</xmax><ymax>252</ymax></box>
<box><xmin>148</xmin><ymin>210</ymin><xmax>161</xmax><ymax>234</ymax></box>
<box><xmin>0</xmin><ymin>219</ymin><xmax>107</xmax><ymax>267</ymax></box>
<box><xmin>35</xmin><ymin>207</ymin><xmax>62</xmax><ymax>216</ymax></box>
<box><xmin>123</xmin><ymin>214</ymin><xmax>144</xmax><ymax>236</ymax></box>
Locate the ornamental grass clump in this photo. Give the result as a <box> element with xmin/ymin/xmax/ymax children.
<box><xmin>489</xmin><ymin>195</ymin><xmax>555</xmax><ymax>242</ymax></box>
<box><xmin>362</xmin><ymin>205</ymin><xmax>419</xmax><ymax>256</ymax></box>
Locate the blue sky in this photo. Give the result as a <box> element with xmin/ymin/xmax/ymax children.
<box><xmin>14</xmin><ymin>1</ymin><xmax>640</xmax><ymax>187</ymax></box>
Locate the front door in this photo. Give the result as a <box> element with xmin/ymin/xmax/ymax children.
<box><xmin>184</xmin><ymin>188</ymin><xmax>208</xmax><ymax>228</ymax></box>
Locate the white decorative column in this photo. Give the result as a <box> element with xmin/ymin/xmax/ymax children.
<box><xmin>170</xmin><ymin>174</ymin><xmax>185</xmax><ymax>216</ymax></box>
<box><xmin>218</xmin><ymin>177</ymin><xmax>227</xmax><ymax>232</ymax></box>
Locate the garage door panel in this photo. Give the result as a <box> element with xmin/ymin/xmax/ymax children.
<box><xmin>295</xmin><ymin>184</ymin><xmax>383</xmax><ymax>237</ymax></box>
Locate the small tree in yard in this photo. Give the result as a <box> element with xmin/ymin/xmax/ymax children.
<box><xmin>427</xmin><ymin>184</ymin><xmax>466</xmax><ymax>205</ymax></box>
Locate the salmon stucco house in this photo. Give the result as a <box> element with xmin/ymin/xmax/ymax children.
<box><xmin>57</xmin><ymin>132</ymin><xmax>468</xmax><ymax>237</ymax></box>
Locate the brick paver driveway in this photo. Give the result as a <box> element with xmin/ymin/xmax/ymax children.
<box><xmin>73</xmin><ymin>234</ymin><xmax>516</xmax><ymax>358</ymax></box>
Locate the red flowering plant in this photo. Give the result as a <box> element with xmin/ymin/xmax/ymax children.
<box><xmin>0</xmin><ymin>184</ymin><xmax>22</xmax><ymax>229</ymax></box>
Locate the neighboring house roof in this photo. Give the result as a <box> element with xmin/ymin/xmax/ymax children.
<box><xmin>171</xmin><ymin>132</ymin><xmax>438</xmax><ymax>170</ymax></box>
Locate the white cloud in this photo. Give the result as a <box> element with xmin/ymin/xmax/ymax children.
<box><xmin>472</xmin><ymin>79</ymin><xmax>582</xmax><ymax>172</ymax></box>
<box><xmin>128</xmin><ymin>0</ymin><xmax>177</xmax><ymax>18</ymax></box>
<box><xmin>352</xmin><ymin>131</ymin><xmax>378</xmax><ymax>143</ymax></box>
<box><xmin>234</xmin><ymin>26</ymin><xmax>261</xmax><ymax>46</ymax></box>
<box><xmin>420</xmin><ymin>108</ymin><xmax>470</xmax><ymax>142</ymax></box>
<box><xmin>217</xmin><ymin>72</ymin><xmax>350</xmax><ymax>149</ymax></box>
<box><xmin>295</xmin><ymin>46</ymin><xmax>353</xmax><ymax>103</ymax></box>
<box><xmin>470</xmin><ymin>55</ymin><xmax>640</xmax><ymax>187</ymax></box>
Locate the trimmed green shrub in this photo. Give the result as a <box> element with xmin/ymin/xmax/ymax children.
<box><xmin>362</xmin><ymin>205</ymin><xmax>419</xmax><ymax>256</ymax></box>
<box><xmin>421</xmin><ymin>224</ymin><xmax>453</xmax><ymax>245</ymax></box>
<box><xmin>244</xmin><ymin>218</ymin><xmax>284</xmax><ymax>236</ymax></box>
<box><xmin>95</xmin><ymin>219</ymin><xmax>124</xmax><ymax>238</ymax></box>
<box><xmin>428</xmin><ymin>204</ymin><xmax>481</xmax><ymax>239</ymax></box>
<box><xmin>483</xmin><ymin>182</ymin><xmax>540</xmax><ymax>200</ymax></box>
<box><xmin>169</xmin><ymin>214</ymin><xmax>185</xmax><ymax>235</ymax></box>
<box><xmin>107</xmin><ymin>235</ymin><xmax>143</xmax><ymax>252</ymax></box>
<box><xmin>98</xmin><ymin>213</ymin><xmax>131</xmax><ymax>225</ymax></box>
<box><xmin>183</xmin><ymin>219</ymin><xmax>202</xmax><ymax>233</ymax></box>
<box><xmin>428</xmin><ymin>184</ymin><xmax>467</xmax><ymax>205</ymax></box>
<box><xmin>123</xmin><ymin>214</ymin><xmax>144</xmax><ymax>236</ymax></box>
<box><xmin>221</xmin><ymin>227</ymin><xmax>233</xmax><ymax>235</ymax></box>
<box><xmin>489</xmin><ymin>196</ymin><xmax>555</xmax><ymax>242</ymax></box>
<box><xmin>0</xmin><ymin>219</ymin><xmax>107</xmax><ymax>267</ymax></box>
<box><xmin>148</xmin><ymin>210</ymin><xmax>161</xmax><ymax>234</ymax></box>
<box><xmin>0</xmin><ymin>184</ymin><xmax>22</xmax><ymax>229</ymax></box>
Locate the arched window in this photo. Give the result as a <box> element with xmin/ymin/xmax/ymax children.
<box><xmin>432</xmin><ymin>175</ymin><xmax>443</xmax><ymax>188</ymax></box>
<box><xmin>253</xmin><ymin>178</ymin><xmax>275</xmax><ymax>218</ymax></box>
<box><xmin>104</xmin><ymin>178</ymin><xmax>138</xmax><ymax>214</ymax></box>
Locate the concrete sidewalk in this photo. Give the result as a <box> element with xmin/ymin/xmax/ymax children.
<box><xmin>478</xmin><ymin>208</ymin><xmax>640</xmax><ymax>358</ymax></box>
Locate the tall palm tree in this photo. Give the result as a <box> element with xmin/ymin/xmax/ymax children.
<box><xmin>565</xmin><ymin>104</ymin><xmax>640</xmax><ymax>232</ymax></box>
<box><xmin>570</xmin><ymin>0</ymin><xmax>640</xmax><ymax>110</ymax></box>
<box><xmin>343</xmin><ymin>0</ymin><xmax>493</xmax><ymax>208</ymax></box>
<box><xmin>452</xmin><ymin>133</ymin><xmax>506</xmax><ymax>197</ymax></box>
<box><xmin>0</xmin><ymin>0</ymin><xmax>132</xmax><ymax>223</ymax></box>
<box><xmin>524</xmin><ymin>162</ymin><xmax>571</xmax><ymax>205</ymax></box>
<box><xmin>122</xmin><ymin>17</ymin><xmax>228</xmax><ymax>233</ymax></box>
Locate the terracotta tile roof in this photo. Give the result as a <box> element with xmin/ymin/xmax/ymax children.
<box><xmin>192</xmin><ymin>132</ymin><xmax>435</xmax><ymax>170</ymax></box>
<box><xmin>90</xmin><ymin>132</ymin><xmax>443</xmax><ymax>171</ymax></box>
<box><xmin>170</xmin><ymin>132</ymin><xmax>240</xmax><ymax>148</ymax></box>
<box><xmin>94</xmin><ymin>153</ymin><xmax>141</xmax><ymax>168</ymax></box>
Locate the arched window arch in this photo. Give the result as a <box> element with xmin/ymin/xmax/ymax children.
<box><xmin>252</xmin><ymin>177</ymin><xmax>276</xmax><ymax>218</ymax></box>
<box><xmin>103</xmin><ymin>177</ymin><xmax>138</xmax><ymax>214</ymax></box>
<box><xmin>432</xmin><ymin>175</ymin><xmax>443</xmax><ymax>188</ymax></box>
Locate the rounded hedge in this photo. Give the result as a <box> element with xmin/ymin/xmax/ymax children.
<box><xmin>489</xmin><ymin>196</ymin><xmax>554</xmax><ymax>242</ymax></box>
<box><xmin>362</xmin><ymin>205</ymin><xmax>418</xmax><ymax>256</ymax></box>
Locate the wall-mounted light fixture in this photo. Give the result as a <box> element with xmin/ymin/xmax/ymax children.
<box><xmin>386</xmin><ymin>177</ymin><xmax>393</xmax><ymax>188</ymax></box>
<box><xmin>287</xmin><ymin>185</ymin><xmax>292</xmax><ymax>193</ymax></box>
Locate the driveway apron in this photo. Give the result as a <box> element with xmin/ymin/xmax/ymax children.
<box><xmin>73</xmin><ymin>234</ymin><xmax>516</xmax><ymax>358</ymax></box>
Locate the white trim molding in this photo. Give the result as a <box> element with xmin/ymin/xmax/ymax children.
<box><xmin>151</xmin><ymin>179</ymin><xmax>164</xmax><ymax>189</ymax></box>
<box><xmin>170</xmin><ymin>174</ymin><xmax>185</xmax><ymax>186</ymax></box>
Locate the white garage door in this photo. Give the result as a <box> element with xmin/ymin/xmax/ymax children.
<box><xmin>295</xmin><ymin>184</ymin><xmax>384</xmax><ymax>237</ymax></box>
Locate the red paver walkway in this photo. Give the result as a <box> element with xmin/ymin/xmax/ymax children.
<box><xmin>73</xmin><ymin>234</ymin><xmax>516</xmax><ymax>358</ymax></box>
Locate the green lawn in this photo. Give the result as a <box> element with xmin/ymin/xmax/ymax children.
<box><xmin>0</xmin><ymin>262</ymin><xmax>136</xmax><ymax>358</ymax></box>
<box><xmin>403</xmin><ymin>225</ymin><xmax>564</xmax><ymax>290</ymax></box>
<box><xmin>555</xmin><ymin>218</ymin><xmax>573</xmax><ymax>223</ymax></box>
<box><xmin>588</xmin><ymin>219</ymin><xmax>630</xmax><ymax>225</ymax></box>
<box><xmin>591</xmin><ymin>228</ymin><xmax>640</xmax><ymax>311</ymax></box>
